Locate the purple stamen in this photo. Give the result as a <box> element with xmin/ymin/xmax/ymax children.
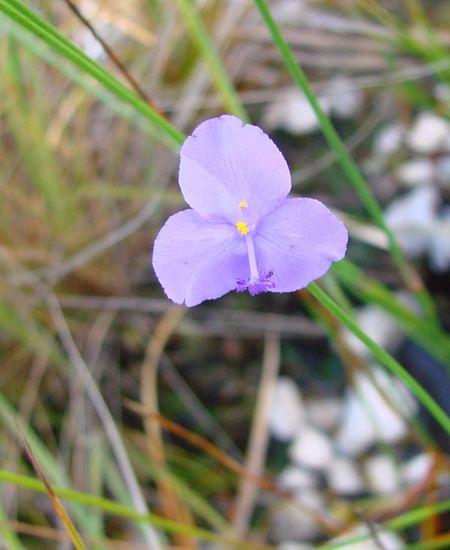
<box><xmin>236</xmin><ymin>271</ymin><xmax>274</xmax><ymax>296</ymax></box>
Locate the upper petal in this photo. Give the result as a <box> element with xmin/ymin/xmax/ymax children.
<box><xmin>179</xmin><ymin>115</ymin><xmax>291</xmax><ymax>223</ymax></box>
<box><xmin>152</xmin><ymin>209</ymin><xmax>248</xmax><ymax>306</ymax></box>
<box><xmin>254</xmin><ymin>198</ymin><xmax>348</xmax><ymax>292</ymax></box>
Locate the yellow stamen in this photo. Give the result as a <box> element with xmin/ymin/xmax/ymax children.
<box><xmin>239</xmin><ymin>201</ymin><xmax>248</xmax><ymax>208</ymax></box>
<box><xmin>235</xmin><ymin>221</ymin><xmax>249</xmax><ymax>235</ymax></box>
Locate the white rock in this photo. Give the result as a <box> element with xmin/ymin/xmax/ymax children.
<box><xmin>289</xmin><ymin>426</ymin><xmax>333</xmax><ymax>470</ymax></box>
<box><xmin>277</xmin><ymin>466</ymin><xmax>318</xmax><ymax>492</ymax></box>
<box><xmin>272</xmin><ymin>0</ymin><xmax>310</xmax><ymax>24</ymax></box>
<box><xmin>326</xmin><ymin>75</ymin><xmax>363</xmax><ymax>119</ymax></box>
<box><xmin>332</xmin><ymin>524</ymin><xmax>405</xmax><ymax>549</ymax></box>
<box><xmin>402</xmin><ymin>453</ymin><xmax>433</xmax><ymax>486</ymax></box>
<box><xmin>435</xmin><ymin>156</ymin><xmax>450</xmax><ymax>187</ymax></box>
<box><xmin>336</xmin><ymin>367</ymin><xmax>416</xmax><ymax>456</ymax></box>
<box><xmin>327</xmin><ymin>457</ymin><xmax>365</xmax><ymax>495</ymax></box>
<box><xmin>264</xmin><ymin>88</ymin><xmax>330</xmax><ymax>135</ymax></box>
<box><xmin>278</xmin><ymin>543</ymin><xmax>314</xmax><ymax>550</ymax></box>
<box><xmin>407</xmin><ymin>112</ymin><xmax>450</xmax><ymax>154</ymax></box>
<box><xmin>293</xmin><ymin>488</ymin><xmax>325</xmax><ymax>512</ymax></box>
<box><xmin>364</xmin><ymin>454</ymin><xmax>400</xmax><ymax>495</ymax></box>
<box><xmin>307</xmin><ymin>397</ymin><xmax>342</xmax><ymax>432</ymax></box>
<box><xmin>376</xmin><ymin>366</ymin><xmax>416</xmax><ymax>416</ymax></box>
<box><xmin>341</xmin><ymin>304</ymin><xmax>404</xmax><ymax>359</ymax></box>
<box><xmin>434</xmin><ymin>83</ymin><xmax>450</xmax><ymax>104</ymax></box>
<box><xmin>378</xmin><ymin>531</ymin><xmax>406</xmax><ymax>550</ymax></box>
<box><xmin>269</xmin><ymin>377</ymin><xmax>305</xmax><ymax>441</ymax></box>
<box><xmin>385</xmin><ymin>185</ymin><xmax>438</xmax><ymax>258</ymax></box>
<box><xmin>336</xmin><ymin>389</ymin><xmax>376</xmax><ymax>455</ymax></box>
<box><xmin>395</xmin><ymin>158</ymin><xmax>434</xmax><ymax>186</ymax></box>
<box><xmin>270</xmin><ymin>499</ymin><xmax>321</xmax><ymax>542</ymax></box>
<box><xmin>341</xmin><ymin>291</ymin><xmax>419</xmax><ymax>359</ymax></box>
<box><xmin>373</xmin><ymin>123</ymin><xmax>405</xmax><ymax>157</ymax></box>
<box><xmin>429</xmin><ymin>208</ymin><xmax>450</xmax><ymax>271</ymax></box>
<box><xmin>81</xmin><ymin>32</ymin><xmax>105</xmax><ymax>60</ymax></box>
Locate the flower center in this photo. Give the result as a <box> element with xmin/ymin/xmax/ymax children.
<box><xmin>239</xmin><ymin>200</ymin><xmax>248</xmax><ymax>208</ymax></box>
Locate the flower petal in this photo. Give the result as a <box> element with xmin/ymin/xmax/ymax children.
<box><xmin>179</xmin><ymin>115</ymin><xmax>291</xmax><ymax>223</ymax></box>
<box><xmin>254</xmin><ymin>198</ymin><xmax>348</xmax><ymax>292</ymax></box>
<box><xmin>152</xmin><ymin>209</ymin><xmax>248</xmax><ymax>306</ymax></box>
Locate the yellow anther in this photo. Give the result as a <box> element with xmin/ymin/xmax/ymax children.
<box><xmin>235</xmin><ymin>221</ymin><xmax>249</xmax><ymax>235</ymax></box>
<box><xmin>239</xmin><ymin>201</ymin><xmax>248</xmax><ymax>208</ymax></box>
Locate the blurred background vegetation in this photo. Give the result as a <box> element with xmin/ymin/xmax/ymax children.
<box><xmin>0</xmin><ymin>0</ymin><xmax>449</xmax><ymax>548</ymax></box>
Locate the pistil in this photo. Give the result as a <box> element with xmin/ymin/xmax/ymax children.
<box><xmin>234</xmin><ymin>201</ymin><xmax>274</xmax><ymax>295</ymax></box>
<box><xmin>245</xmin><ymin>233</ymin><xmax>260</xmax><ymax>281</ymax></box>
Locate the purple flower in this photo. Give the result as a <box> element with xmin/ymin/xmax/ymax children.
<box><xmin>152</xmin><ymin>115</ymin><xmax>348</xmax><ymax>307</ymax></box>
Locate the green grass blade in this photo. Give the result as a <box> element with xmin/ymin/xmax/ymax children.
<box><xmin>0</xmin><ymin>0</ymin><xmax>184</xmax><ymax>149</ymax></box>
<box><xmin>317</xmin><ymin>497</ymin><xmax>450</xmax><ymax>549</ymax></box>
<box><xmin>334</xmin><ymin>261</ymin><xmax>450</xmax><ymax>367</ymax></box>
<box><xmin>0</xmin><ymin>392</ymin><xmax>93</xmax><ymax>531</ymax></box>
<box><xmin>387</xmin><ymin>498</ymin><xmax>450</xmax><ymax>530</ymax></box>
<box><xmin>252</xmin><ymin>0</ymin><xmax>436</xmax><ymax>319</ymax></box>
<box><xmin>84</xmin><ymin>437</ymin><xmax>106</xmax><ymax>542</ymax></box>
<box><xmin>0</xmin><ymin>498</ymin><xmax>24</xmax><ymax>550</ymax></box>
<box><xmin>0</xmin><ymin>470</ymin><xmax>269</xmax><ymax>550</ymax></box>
<box><xmin>2</xmin><ymin>468</ymin><xmax>448</xmax><ymax>550</ymax></box>
<box><xmin>132</xmin><ymin>441</ymin><xmax>231</xmax><ymax>531</ymax></box>
<box><xmin>175</xmin><ymin>0</ymin><xmax>247</xmax><ymax>120</ymax></box>
<box><xmin>308</xmin><ymin>283</ymin><xmax>450</xmax><ymax>437</ymax></box>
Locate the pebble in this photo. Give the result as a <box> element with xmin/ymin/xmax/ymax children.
<box><xmin>364</xmin><ymin>454</ymin><xmax>400</xmax><ymax>495</ymax></box>
<box><xmin>289</xmin><ymin>426</ymin><xmax>333</xmax><ymax>470</ymax></box>
<box><xmin>326</xmin><ymin>75</ymin><xmax>363</xmax><ymax>119</ymax></box>
<box><xmin>271</xmin><ymin>0</ymin><xmax>310</xmax><ymax>24</ymax></box>
<box><xmin>429</xmin><ymin>208</ymin><xmax>450</xmax><ymax>271</ymax></box>
<box><xmin>407</xmin><ymin>112</ymin><xmax>450</xmax><ymax>154</ymax></box>
<box><xmin>373</xmin><ymin>122</ymin><xmax>405</xmax><ymax>158</ymax></box>
<box><xmin>434</xmin><ymin>82</ymin><xmax>450</xmax><ymax>104</ymax></box>
<box><xmin>277</xmin><ymin>465</ymin><xmax>318</xmax><ymax>492</ymax></box>
<box><xmin>277</xmin><ymin>543</ymin><xmax>314</xmax><ymax>550</ymax></box>
<box><xmin>327</xmin><ymin>456</ymin><xmax>365</xmax><ymax>495</ymax></box>
<box><xmin>269</xmin><ymin>377</ymin><xmax>305</xmax><ymax>441</ymax></box>
<box><xmin>269</xmin><ymin>497</ymin><xmax>322</xmax><ymax>542</ymax></box>
<box><xmin>336</xmin><ymin>388</ymin><xmax>377</xmax><ymax>455</ymax></box>
<box><xmin>402</xmin><ymin>453</ymin><xmax>433</xmax><ymax>486</ymax></box>
<box><xmin>264</xmin><ymin>88</ymin><xmax>330</xmax><ymax>135</ymax></box>
<box><xmin>342</xmin><ymin>304</ymin><xmax>404</xmax><ymax>359</ymax></box>
<box><xmin>307</xmin><ymin>397</ymin><xmax>342</xmax><ymax>432</ymax></box>
<box><xmin>384</xmin><ymin>185</ymin><xmax>438</xmax><ymax>258</ymax></box>
<box><xmin>395</xmin><ymin>158</ymin><xmax>434</xmax><ymax>186</ymax></box>
<box><xmin>331</xmin><ymin>524</ymin><xmax>405</xmax><ymax>549</ymax></box>
<box><xmin>336</xmin><ymin>367</ymin><xmax>415</xmax><ymax>455</ymax></box>
<box><xmin>435</xmin><ymin>155</ymin><xmax>450</xmax><ymax>187</ymax></box>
